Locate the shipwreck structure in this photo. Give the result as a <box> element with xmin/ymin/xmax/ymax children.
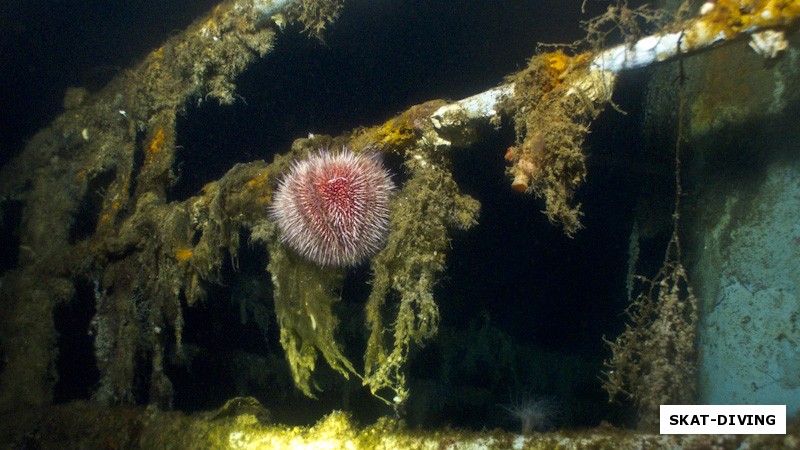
<box><xmin>1</xmin><ymin>0</ymin><xmax>799</xmax><ymax>447</ymax></box>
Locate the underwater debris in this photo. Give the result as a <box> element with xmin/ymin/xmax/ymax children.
<box><xmin>590</xmin><ymin>0</ymin><xmax>800</xmax><ymax>73</ymax></box>
<box><xmin>603</xmin><ymin>48</ymin><xmax>698</xmax><ymax>430</ymax></box>
<box><xmin>362</xmin><ymin>139</ymin><xmax>480</xmax><ymax>406</ymax></box>
<box><xmin>504</xmin><ymin>50</ymin><xmax>612</xmax><ymax>236</ymax></box>
<box><xmin>430</xmin><ymin>0</ymin><xmax>800</xmax><ymax>238</ymax></box>
<box><xmin>261</xmin><ymin>229</ymin><xmax>355</xmax><ymax>398</ymax></box>
<box><xmin>603</xmin><ymin>255</ymin><xmax>698</xmax><ymax>429</ymax></box>
<box><xmin>0</xmin><ymin>0</ymin><xmax>312</xmax><ymax>409</ymax></box>
<box><xmin>286</xmin><ymin>0</ymin><xmax>345</xmax><ymax>38</ymax></box>
<box><xmin>579</xmin><ymin>0</ymin><xmax>668</xmax><ymax>52</ymax></box>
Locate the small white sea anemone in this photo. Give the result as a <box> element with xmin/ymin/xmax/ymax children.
<box><xmin>500</xmin><ymin>395</ymin><xmax>558</xmax><ymax>434</ymax></box>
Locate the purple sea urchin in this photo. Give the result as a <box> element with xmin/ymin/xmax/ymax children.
<box><xmin>270</xmin><ymin>148</ymin><xmax>394</xmax><ymax>267</ymax></box>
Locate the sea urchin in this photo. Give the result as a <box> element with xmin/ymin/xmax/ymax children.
<box><xmin>270</xmin><ymin>148</ymin><xmax>394</xmax><ymax>267</ymax></box>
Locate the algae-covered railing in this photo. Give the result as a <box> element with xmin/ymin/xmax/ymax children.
<box><xmin>0</xmin><ymin>0</ymin><xmax>348</xmax><ymax>409</ymax></box>
<box><xmin>0</xmin><ymin>0</ymin><xmax>797</xmax><ymax>418</ymax></box>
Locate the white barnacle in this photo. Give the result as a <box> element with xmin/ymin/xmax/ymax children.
<box><xmin>749</xmin><ymin>30</ymin><xmax>788</xmax><ymax>59</ymax></box>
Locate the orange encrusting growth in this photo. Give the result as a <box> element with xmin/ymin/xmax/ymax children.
<box><xmin>692</xmin><ymin>0</ymin><xmax>800</xmax><ymax>43</ymax></box>
<box><xmin>95</xmin><ymin>172</ymin><xmax>131</xmax><ymax>234</ymax></box>
<box><xmin>542</xmin><ymin>51</ymin><xmax>570</xmax><ymax>90</ymax></box>
<box><xmin>244</xmin><ymin>170</ymin><xmax>272</xmax><ymax>206</ymax></box>
<box><xmin>145</xmin><ymin>128</ymin><xmax>166</xmax><ymax>166</ymax></box>
<box><xmin>174</xmin><ymin>248</ymin><xmax>194</xmax><ymax>262</ymax></box>
<box><xmin>348</xmin><ymin>100</ymin><xmax>447</xmax><ymax>154</ymax></box>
